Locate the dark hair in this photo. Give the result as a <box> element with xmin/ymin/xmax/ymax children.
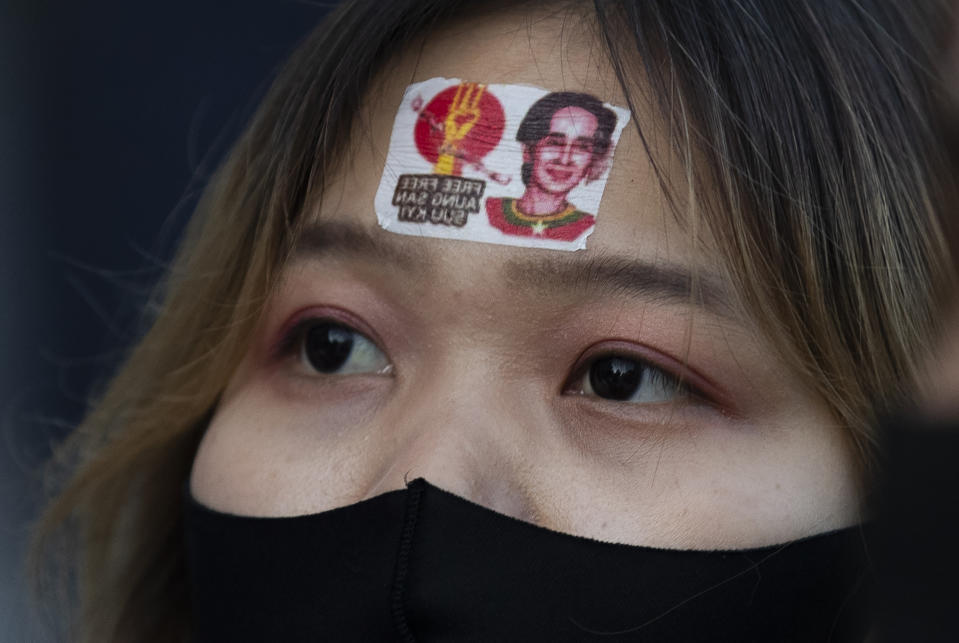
<box><xmin>32</xmin><ymin>1</ymin><xmax>956</xmax><ymax>640</ymax></box>
<box><xmin>516</xmin><ymin>91</ymin><xmax>617</xmax><ymax>185</ymax></box>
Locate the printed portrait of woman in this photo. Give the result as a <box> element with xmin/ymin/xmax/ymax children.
<box><xmin>375</xmin><ymin>78</ymin><xmax>628</xmax><ymax>251</ymax></box>
<box><xmin>486</xmin><ymin>92</ymin><xmax>617</xmax><ymax>241</ymax></box>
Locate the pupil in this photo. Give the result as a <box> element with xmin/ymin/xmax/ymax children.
<box><xmin>588</xmin><ymin>356</ymin><xmax>642</xmax><ymax>400</ymax></box>
<box><xmin>304</xmin><ymin>323</ymin><xmax>354</xmax><ymax>373</ymax></box>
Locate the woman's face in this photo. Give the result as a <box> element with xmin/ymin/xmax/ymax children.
<box><xmin>190</xmin><ymin>8</ymin><xmax>861</xmax><ymax>549</ymax></box>
<box><xmin>527</xmin><ymin>107</ymin><xmax>598</xmax><ymax>195</ymax></box>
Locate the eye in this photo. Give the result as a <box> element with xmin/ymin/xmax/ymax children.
<box><xmin>291</xmin><ymin>320</ymin><xmax>391</xmax><ymax>376</ymax></box>
<box><xmin>570</xmin><ymin>354</ymin><xmax>688</xmax><ymax>404</ymax></box>
<box><xmin>573</xmin><ymin>139</ymin><xmax>594</xmax><ymax>154</ymax></box>
<box><xmin>543</xmin><ymin>134</ymin><xmax>566</xmax><ymax>148</ymax></box>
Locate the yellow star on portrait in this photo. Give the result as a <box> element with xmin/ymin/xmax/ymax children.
<box><xmin>531</xmin><ymin>221</ymin><xmax>547</xmax><ymax>235</ymax></box>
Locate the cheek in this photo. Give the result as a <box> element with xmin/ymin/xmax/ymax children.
<box><xmin>189</xmin><ymin>368</ymin><xmax>393</xmax><ymax>517</ymax></box>
<box><xmin>546</xmin><ymin>401</ymin><xmax>861</xmax><ymax>548</ymax></box>
<box><xmin>570</xmin><ymin>150</ymin><xmax>592</xmax><ymax>167</ymax></box>
<box><xmin>670</xmin><ymin>419</ymin><xmax>860</xmax><ymax>545</ymax></box>
<box><xmin>536</xmin><ymin>148</ymin><xmax>560</xmax><ymax>164</ymax></box>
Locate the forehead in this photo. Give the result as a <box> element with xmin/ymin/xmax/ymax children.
<box><xmin>316</xmin><ymin>5</ymin><xmax>720</xmax><ymax>283</ymax></box>
<box><xmin>548</xmin><ymin>107</ymin><xmax>597</xmax><ymax>134</ymax></box>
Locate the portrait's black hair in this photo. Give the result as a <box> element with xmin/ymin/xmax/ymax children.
<box><xmin>515</xmin><ymin>91</ymin><xmax>617</xmax><ymax>185</ymax></box>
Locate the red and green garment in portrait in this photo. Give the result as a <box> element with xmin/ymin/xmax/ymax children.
<box><xmin>485</xmin><ymin>197</ymin><xmax>596</xmax><ymax>241</ymax></box>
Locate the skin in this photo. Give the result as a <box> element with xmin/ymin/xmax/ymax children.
<box><xmin>922</xmin><ymin>299</ymin><xmax>959</xmax><ymax>420</ymax></box>
<box><xmin>190</xmin><ymin>7</ymin><xmax>862</xmax><ymax>549</ymax></box>
<box><xmin>517</xmin><ymin>106</ymin><xmax>598</xmax><ymax>215</ymax></box>
<box><xmin>921</xmin><ymin>13</ymin><xmax>959</xmax><ymax>422</ymax></box>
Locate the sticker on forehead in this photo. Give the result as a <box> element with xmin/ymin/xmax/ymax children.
<box><xmin>373</xmin><ymin>78</ymin><xmax>630</xmax><ymax>251</ymax></box>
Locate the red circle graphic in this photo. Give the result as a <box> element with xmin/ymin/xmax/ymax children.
<box><xmin>414</xmin><ymin>84</ymin><xmax>506</xmax><ymax>173</ymax></box>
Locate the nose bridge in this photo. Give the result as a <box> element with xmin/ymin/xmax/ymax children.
<box><xmin>558</xmin><ymin>140</ymin><xmax>576</xmax><ymax>164</ymax></box>
<box><xmin>371</xmin><ymin>369</ymin><xmax>536</xmax><ymax>521</ymax></box>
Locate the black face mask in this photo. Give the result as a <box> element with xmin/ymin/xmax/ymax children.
<box><xmin>184</xmin><ymin>478</ymin><xmax>873</xmax><ymax>642</ymax></box>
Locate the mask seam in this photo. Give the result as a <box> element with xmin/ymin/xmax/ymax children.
<box><xmin>391</xmin><ymin>482</ymin><xmax>423</xmax><ymax>642</ymax></box>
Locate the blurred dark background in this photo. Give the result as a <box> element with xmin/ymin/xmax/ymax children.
<box><xmin>0</xmin><ymin>1</ymin><xmax>330</xmax><ymax>638</ymax></box>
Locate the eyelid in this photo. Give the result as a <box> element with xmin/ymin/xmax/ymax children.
<box><xmin>268</xmin><ymin>305</ymin><xmax>390</xmax><ymax>366</ymax></box>
<box><xmin>565</xmin><ymin>340</ymin><xmax>738</xmax><ymax>415</ymax></box>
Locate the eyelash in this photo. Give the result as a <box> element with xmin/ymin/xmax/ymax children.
<box><xmin>273</xmin><ymin>315</ymin><xmax>710</xmax><ymax>407</ymax></box>
<box><xmin>272</xmin><ymin>311</ymin><xmax>392</xmax><ymax>377</ymax></box>
<box><xmin>565</xmin><ymin>345</ymin><xmax>699</xmax><ymax>402</ymax></box>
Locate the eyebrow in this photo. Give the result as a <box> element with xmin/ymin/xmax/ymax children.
<box><xmin>293</xmin><ymin>220</ymin><xmax>736</xmax><ymax>319</ymax></box>
<box><xmin>503</xmin><ymin>254</ymin><xmax>735</xmax><ymax>317</ymax></box>
<box><xmin>293</xmin><ymin>219</ymin><xmax>430</xmax><ymax>270</ymax></box>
